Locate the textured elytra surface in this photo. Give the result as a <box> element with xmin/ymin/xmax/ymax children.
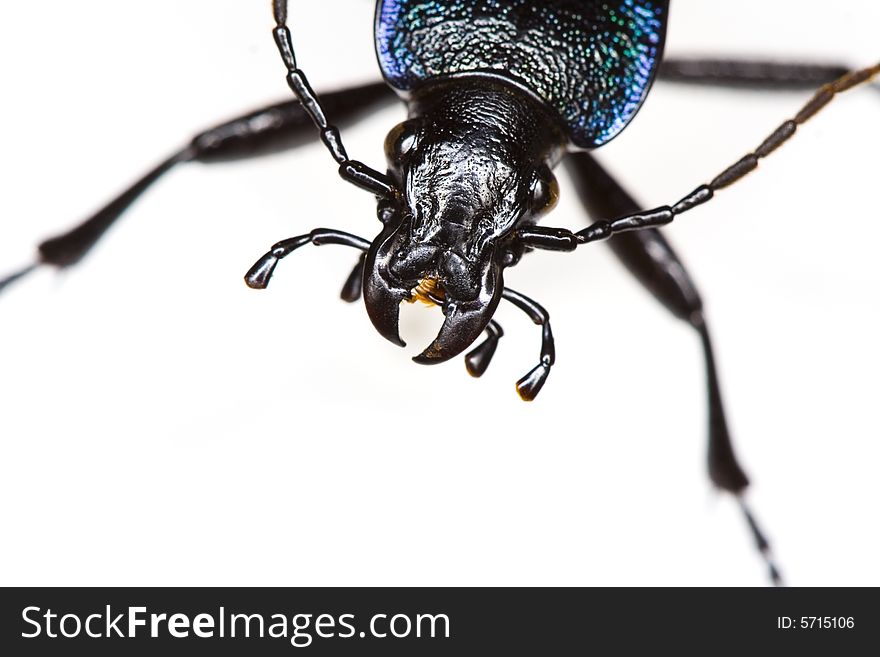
<box><xmin>376</xmin><ymin>0</ymin><xmax>668</xmax><ymax>148</ymax></box>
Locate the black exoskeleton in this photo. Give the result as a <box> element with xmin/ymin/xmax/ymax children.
<box><xmin>2</xmin><ymin>0</ymin><xmax>878</xmax><ymax>585</ymax></box>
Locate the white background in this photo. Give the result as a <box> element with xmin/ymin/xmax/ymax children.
<box><xmin>0</xmin><ymin>1</ymin><xmax>877</xmax><ymax>586</ymax></box>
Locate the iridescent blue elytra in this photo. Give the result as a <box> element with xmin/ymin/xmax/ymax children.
<box><xmin>375</xmin><ymin>0</ymin><xmax>668</xmax><ymax>148</ymax></box>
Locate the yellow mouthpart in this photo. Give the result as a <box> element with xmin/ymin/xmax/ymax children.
<box><xmin>409</xmin><ymin>278</ymin><xmax>445</xmax><ymax>306</ymax></box>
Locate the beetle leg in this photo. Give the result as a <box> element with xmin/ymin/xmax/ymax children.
<box><xmin>464</xmin><ymin>319</ymin><xmax>504</xmax><ymax>378</ymax></box>
<box><xmin>245</xmin><ymin>229</ymin><xmax>369</xmax><ymax>290</ymax></box>
<box><xmin>0</xmin><ymin>82</ymin><xmax>396</xmax><ymax>295</ymax></box>
<box><xmin>500</xmin><ymin>289</ymin><xmax>555</xmax><ymax>402</ymax></box>
<box><xmin>566</xmin><ymin>150</ymin><xmax>782</xmax><ymax>586</ymax></box>
<box><xmin>659</xmin><ymin>58</ymin><xmax>855</xmax><ymax>91</ymax></box>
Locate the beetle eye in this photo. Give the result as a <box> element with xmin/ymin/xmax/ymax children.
<box><xmin>530</xmin><ymin>168</ymin><xmax>559</xmax><ymax>217</ymax></box>
<box><xmin>384</xmin><ymin>121</ymin><xmax>418</xmax><ymax>163</ymax></box>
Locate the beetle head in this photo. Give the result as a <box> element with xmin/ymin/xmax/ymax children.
<box><xmin>363</xmin><ymin>113</ymin><xmax>559</xmax><ymax>364</ymax></box>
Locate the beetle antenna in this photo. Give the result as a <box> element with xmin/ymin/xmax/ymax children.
<box><xmin>736</xmin><ymin>494</ymin><xmax>784</xmax><ymax>586</ymax></box>
<box><xmin>272</xmin><ymin>0</ymin><xmax>287</xmax><ymax>25</ymax></box>
<box><xmin>573</xmin><ymin>61</ymin><xmax>880</xmax><ymax>245</ymax></box>
<box><xmin>270</xmin><ymin>1</ymin><xmax>396</xmax><ymax>199</ymax></box>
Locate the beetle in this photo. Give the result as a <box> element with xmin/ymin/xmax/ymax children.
<box><xmin>1</xmin><ymin>0</ymin><xmax>880</xmax><ymax>584</ymax></box>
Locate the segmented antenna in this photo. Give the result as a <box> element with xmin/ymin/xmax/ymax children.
<box><xmin>270</xmin><ymin>0</ymin><xmax>395</xmax><ymax>198</ymax></box>
<box><xmin>576</xmin><ymin>62</ymin><xmax>880</xmax><ymax>244</ymax></box>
